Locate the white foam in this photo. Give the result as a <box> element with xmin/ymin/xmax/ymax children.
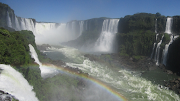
<box><xmin>0</xmin><ymin>64</ymin><xmax>39</xmax><ymax>101</ymax></box>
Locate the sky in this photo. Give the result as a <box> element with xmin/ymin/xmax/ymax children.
<box><xmin>1</xmin><ymin>0</ymin><xmax>180</xmax><ymax>23</ymax></box>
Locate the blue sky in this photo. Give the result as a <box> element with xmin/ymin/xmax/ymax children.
<box><xmin>1</xmin><ymin>0</ymin><xmax>180</xmax><ymax>23</ymax></box>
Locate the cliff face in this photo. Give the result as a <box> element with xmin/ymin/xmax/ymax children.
<box><xmin>172</xmin><ymin>16</ymin><xmax>180</xmax><ymax>35</ymax></box>
<box><xmin>166</xmin><ymin>37</ymin><xmax>180</xmax><ymax>75</ymax></box>
<box><xmin>0</xmin><ymin>2</ymin><xmax>14</xmax><ymax>27</ymax></box>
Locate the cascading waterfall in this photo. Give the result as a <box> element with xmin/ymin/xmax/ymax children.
<box><xmin>162</xmin><ymin>35</ymin><xmax>173</xmax><ymax>65</ymax></box>
<box><xmin>162</xmin><ymin>17</ymin><xmax>175</xmax><ymax>66</ymax></box>
<box><xmin>94</xmin><ymin>19</ymin><xmax>119</xmax><ymax>52</ymax></box>
<box><xmin>29</xmin><ymin>44</ymin><xmax>58</xmax><ymax>77</ymax></box>
<box><xmin>162</xmin><ymin>35</ymin><xmax>179</xmax><ymax>66</ymax></box>
<box><xmin>165</xmin><ymin>17</ymin><xmax>173</xmax><ymax>34</ymax></box>
<box><xmin>154</xmin><ymin>35</ymin><xmax>164</xmax><ymax>66</ymax></box>
<box><xmin>152</xmin><ymin>17</ymin><xmax>176</xmax><ymax>66</ymax></box>
<box><xmin>151</xmin><ymin>19</ymin><xmax>158</xmax><ymax>59</ymax></box>
<box><xmin>29</xmin><ymin>44</ymin><xmax>42</xmax><ymax>67</ymax></box>
<box><xmin>0</xmin><ymin>64</ymin><xmax>39</xmax><ymax>101</ymax></box>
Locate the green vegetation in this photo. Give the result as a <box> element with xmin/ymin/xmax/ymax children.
<box><xmin>118</xmin><ymin>13</ymin><xmax>166</xmax><ymax>34</ymax></box>
<box><xmin>118</xmin><ymin>13</ymin><xmax>156</xmax><ymax>33</ymax></box>
<box><xmin>117</xmin><ymin>30</ymin><xmax>156</xmax><ymax>57</ymax></box>
<box><xmin>0</xmin><ymin>28</ymin><xmax>36</xmax><ymax>65</ymax></box>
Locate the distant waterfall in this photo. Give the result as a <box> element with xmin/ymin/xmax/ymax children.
<box><xmin>79</xmin><ymin>21</ymin><xmax>84</xmax><ymax>37</ymax></box>
<box><xmin>6</xmin><ymin>11</ymin><xmax>61</xmax><ymax>35</ymax></box>
<box><xmin>165</xmin><ymin>17</ymin><xmax>173</xmax><ymax>34</ymax></box>
<box><xmin>7</xmin><ymin>11</ymin><xmax>36</xmax><ymax>33</ymax></box>
<box><xmin>14</xmin><ymin>16</ymin><xmax>20</xmax><ymax>30</ymax></box>
<box><xmin>7</xmin><ymin>11</ymin><xmax>12</xmax><ymax>28</ymax></box>
<box><xmin>35</xmin><ymin>23</ymin><xmax>57</xmax><ymax>34</ymax></box>
<box><xmin>65</xmin><ymin>20</ymin><xmax>85</xmax><ymax>39</ymax></box>
<box><xmin>94</xmin><ymin>19</ymin><xmax>119</xmax><ymax>52</ymax></box>
<box><xmin>24</xmin><ymin>18</ymin><xmax>35</xmax><ymax>33</ymax></box>
<box><xmin>19</xmin><ymin>18</ymin><xmax>26</xmax><ymax>30</ymax></box>
<box><xmin>0</xmin><ymin>64</ymin><xmax>39</xmax><ymax>101</ymax></box>
<box><xmin>155</xmin><ymin>19</ymin><xmax>157</xmax><ymax>33</ymax></box>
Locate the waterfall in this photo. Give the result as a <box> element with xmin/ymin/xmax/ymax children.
<box><xmin>165</xmin><ymin>17</ymin><xmax>173</xmax><ymax>34</ymax></box>
<box><xmin>162</xmin><ymin>17</ymin><xmax>175</xmax><ymax>66</ymax></box>
<box><xmin>29</xmin><ymin>44</ymin><xmax>42</xmax><ymax>71</ymax></box>
<box><xmin>0</xmin><ymin>64</ymin><xmax>39</xmax><ymax>101</ymax></box>
<box><xmin>29</xmin><ymin>44</ymin><xmax>58</xmax><ymax>77</ymax></box>
<box><xmin>19</xmin><ymin>18</ymin><xmax>26</xmax><ymax>30</ymax></box>
<box><xmin>35</xmin><ymin>23</ymin><xmax>57</xmax><ymax>34</ymax></box>
<box><xmin>151</xmin><ymin>19</ymin><xmax>158</xmax><ymax>59</ymax></box>
<box><xmin>155</xmin><ymin>19</ymin><xmax>157</xmax><ymax>33</ymax></box>
<box><xmin>79</xmin><ymin>21</ymin><xmax>84</xmax><ymax>37</ymax></box>
<box><xmin>154</xmin><ymin>35</ymin><xmax>164</xmax><ymax>66</ymax></box>
<box><xmin>150</xmin><ymin>43</ymin><xmax>156</xmax><ymax>59</ymax></box>
<box><xmin>14</xmin><ymin>16</ymin><xmax>20</xmax><ymax>31</ymax></box>
<box><xmin>65</xmin><ymin>20</ymin><xmax>86</xmax><ymax>40</ymax></box>
<box><xmin>94</xmin><ymin>19</ymin><xmax>119</xmax><ymax>52</ymax></box>
<box><xmin>7</xmin><ymin>11</ymin><xmax>12</xmax><ymax>28</ymax></box>
<box><xmin>24</xmin><ymin>19</ymin><xmax>35</xmax><ymax>33</ymax></box>
<box><xmin>162</xmin><ymin>35</ymin><xmax>179</xmax><ymax>65</ymax></box>
<box><xmin>85</xmin><ymin>20</ymin><xmax>88</xmax><ymax>30</ymax></box>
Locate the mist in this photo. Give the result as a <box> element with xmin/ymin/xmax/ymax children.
<box><xmin>43</xmin><ymin>73</ymin><xmax>121</xmax><ymax>101</ymax></box>
<box><xmin>35</xmin><ymin>23</ymin><xmax>77</xmax><ymax>46</ymax></box>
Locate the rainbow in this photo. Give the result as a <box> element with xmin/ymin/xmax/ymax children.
<box><xmin>41</xmin><ymin>63</ymin><xmax>128</xmax><ymax>101</ymax></box>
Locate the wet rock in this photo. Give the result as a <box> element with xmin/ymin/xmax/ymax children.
<box><xmin>0</xmin><ymin>90</ymin><xmax>18</xmax><ymax>101</ymax></box>
<box><xmin>178</xmin><ymin>89</ymin><xmax>180</xmax><ymax>94</ymax></box>
<box><xmin>37</xmin><ymin>44</ymin><xmax>51</xmax><ymax>50</ymax></box>
<box><xmin>0</xmin><ymin>90</ymin><xmax>4</xmax><ymax>95</ymax></box>
<box><xmin>175</xmin><ymin>80</ymin><xmax>179</xmax><ymax>84</ymax></box>
<box><xmin>176</xmin><ymin>84</ymin><xmax>180</xmax><ymax>88</ymax></box>
<box><xmin>167</xmin><ymin>70</ymin><xmax>173</xmax><ymax>74</ymax></box>
<box><xmin>178</xmin><ymin>78</ymin><xmax>180</xmax><ymax>81</ymax></box>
